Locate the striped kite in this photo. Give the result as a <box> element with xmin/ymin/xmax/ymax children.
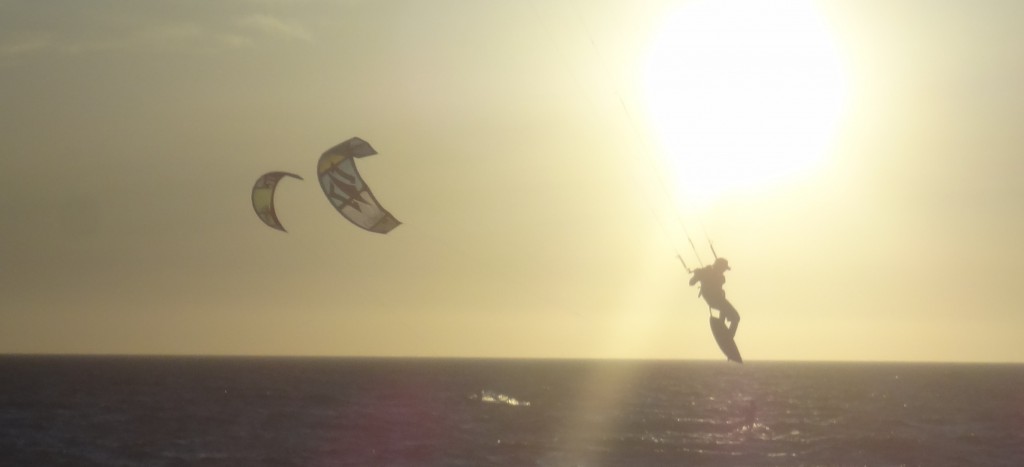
<box><xmin>251</xmin><ymin>171</ymin><xmax>302</xmax><ymax>232</ymax></box>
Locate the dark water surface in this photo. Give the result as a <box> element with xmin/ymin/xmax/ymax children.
<box><xmin>1</xmin><ymin>357</ymin><xmax>1022</xmax><ymax>466</ymax></box>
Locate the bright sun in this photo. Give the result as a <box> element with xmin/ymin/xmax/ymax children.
<box><xmin>642</xmin><ymin>0</ymin><xmax>849</xmax><ymax>208</ymax></box>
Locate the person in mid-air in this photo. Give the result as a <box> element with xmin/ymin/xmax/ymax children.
<box><xmin>689</xmin><ymin>257</ymin><xmax>740</xmax><ymax>338</ymax></box>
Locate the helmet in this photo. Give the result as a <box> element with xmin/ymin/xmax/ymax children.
<box><xmin>714</xmin><ymin>257</ymin><xmax>730</xmax><ymax>270</ymax></box>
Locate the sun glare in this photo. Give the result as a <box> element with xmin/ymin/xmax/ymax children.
<box><xmin>642</xmin><ymin>0</ymin><xmax>849</xmax><ymax>208</ymax></box>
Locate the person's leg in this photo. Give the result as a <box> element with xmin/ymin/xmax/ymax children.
<box><xmin>703</xmin><ymin>295</ymin><xmax>724</xmax><ymax>318</ymax></box>
<box><xmin>718</xmin><ymin>300</ymin><xmax>740</xmax><ymax>338</ymax></box>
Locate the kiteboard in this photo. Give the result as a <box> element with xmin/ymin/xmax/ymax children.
<box><xmin>710</xmin><ymin>316</ymin><xmax>743</xmax><ymax>363</ymax></box>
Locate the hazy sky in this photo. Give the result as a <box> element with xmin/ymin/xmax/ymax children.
<box><xmin>3</xmin><ymin>0</ymin><xmax>1023</xmax><ymax>362</ymax></box>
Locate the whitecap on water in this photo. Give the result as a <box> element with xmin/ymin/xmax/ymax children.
<box><xmin>468</xmin><ymin>390</ymin><xmax>531</xmax><ymax>407</ymax></box>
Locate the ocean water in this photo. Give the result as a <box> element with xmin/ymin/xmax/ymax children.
<box><xmin>0</xmin><ymin>357</ymin><xmax>1022</xmax><ymax>466</ymax></box>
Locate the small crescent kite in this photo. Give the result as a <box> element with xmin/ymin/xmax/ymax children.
<box><xmin>251</xmin><ymin>171</ymin><xmax>302</xmax><ymax>232</ymax></box>
<box><xmin>317</xmin><ymin>137</ymin><xmax>400</xmax><ymax>234</ymax></box>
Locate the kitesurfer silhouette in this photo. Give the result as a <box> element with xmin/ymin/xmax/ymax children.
<box><xmin>689</xmin><ymin>257</ymin><xmax>740</xmax><ymax>338</ymax></box>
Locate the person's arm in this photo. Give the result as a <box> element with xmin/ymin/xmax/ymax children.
<box><xmin>689</xmin><ymin>268</ymin><xmax>701</xmax><ymax>286</ymax></box>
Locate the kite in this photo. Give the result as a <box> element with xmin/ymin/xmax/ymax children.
<box><xmin>251</xmin><ymin>171</ymin><xmax>302</xmax><ymax>232</ymax></box>
<box><xmin>316</xmin><ymin>137</ymin><xmax>400</xmax><ymax>234</ymax></box>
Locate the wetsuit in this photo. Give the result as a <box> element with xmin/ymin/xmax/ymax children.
<box><xmin>689</xmin><ymin>266</ymin><xmax>740</xmax><ymax>338</ymax></box>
